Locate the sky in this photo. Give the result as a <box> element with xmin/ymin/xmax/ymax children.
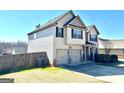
<box><xmin>0</xmin><ymin>10</ymin><xmax>124</xmax><ymax>42</ymax></box>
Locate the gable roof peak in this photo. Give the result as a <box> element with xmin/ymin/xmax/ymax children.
<box><xmin>87</xmin><ymin>25</ymin><xmax>100</xmax><ymax>35</ymax></box>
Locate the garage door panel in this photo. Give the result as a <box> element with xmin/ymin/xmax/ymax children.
<box><xmin>71</xmin><ymin>49</ymin><xmax>81</xmax><ymax>63</ymax></box>
<box><xmin>56</xmin><ymin>49</ymin><xmax>68</xmax><ymax>65</ymax></box>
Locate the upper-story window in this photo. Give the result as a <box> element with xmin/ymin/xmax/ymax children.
<box><xmin>89</xmin><ymin>34</ymin><xmax>97</xmax><ymax>42</ymax></box>
<box><xmin>56</xmin><ymin>27</ymin><xmax>64</xmax><ymax>38</ymax></box>
<box><xmin>34</xmin><ymin>33</ymin><xmax>36</xmax><ymax>39</ymax></box>
<box><xmin>72</xmin><ymin>29</ymin><xmax>83</xmax><ymax>39</ymax></box>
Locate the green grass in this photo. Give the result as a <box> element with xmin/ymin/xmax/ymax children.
<box><xmin>0</xmin><ymin>67</ymin><xmax>106</xmax><ymax>83</ymax></box>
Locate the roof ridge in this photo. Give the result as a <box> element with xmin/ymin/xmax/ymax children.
<box><xmin>28</xmin><ymin>10</ymin><xmax>75</xmax><ymax>35</ymax></box>
<box><xmin>36</xmin><ymin>10</ymin><xmax>74</xmax><ymax>28</ymax></box>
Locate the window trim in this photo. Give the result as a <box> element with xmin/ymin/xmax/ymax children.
<box><xmin>89</xmin><ymin>34</ymin><xmax>97</xmax><ymax>42</ymax></box>
<box><xmin>71</xmin><ymin>28</ymin><xmax>83</xmax><ymax>39</ymax></box>
<box><xmin>56</xmin><ymin>27</ymin><xmax>64</xmax><ymax>38</ymax></box>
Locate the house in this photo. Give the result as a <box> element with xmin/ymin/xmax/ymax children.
<box><xmin>5</xmin><ymin>48</ymin><xmax>13</xmax><ymax>54</ymax></box>
<box><xmin>12</xmin><ymin>47</ymin><xmax>27</xmax><ymax>54</ymax></box>
<box><xmin>27</xmin><ymin>10</ymin><xmax>100</xmax><ymax>66</ymax></box>
<box><xmin>99</xmin><ymin>38</ymin><xmax>124</xmax><ymax>56</ymax></box>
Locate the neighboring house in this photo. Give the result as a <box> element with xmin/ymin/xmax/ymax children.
<box><xmin>12</xmin><ymin>47</ymin><xmax>27</xmax><ymax>54</ymax></box>
<box><xmin>27</xmin><ymin>10</ymin><xmax>100</xmax><ymax>66</ymax></box>
<box><xmin>99</xmin><ymin>38</ymin><xmax>124</xmax><ymax>56</ymax></box>
<box><xmin>5</xmin><ymin>48</ymin><xmax>13</xmax><ymax>54</ymax></box>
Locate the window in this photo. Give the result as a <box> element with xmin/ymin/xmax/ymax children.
<box><xmin>34</xmin><ymin>33</ymin><xmax>36</xmax><ymax>39</ymax></box>
<box><xmin>28</xmin><ymin>33</ymin><xmax>37</xmax><ymax>40</ymax></box>
<box><xmin>89</xmin><ymin>34</ymin><xmax>97</xmax><ymax>42</ymax></box>
<box><xmin>72</xmin><ymin>29</ymin><xmax>83</xmax><ymax>39</ymax></box>
<box><xmin>56</xmin><ymin>27</ymin><xmax>64</xmax><ymax>38</ymax></box>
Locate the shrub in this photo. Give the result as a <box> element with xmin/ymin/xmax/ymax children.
<box><xmin>110</xmin><ymin>55</ymin><xmax>118</xmax><ymax>62</ymax></box>
<box><xmin>95</xmin><ymin>54</ymin><xmax>118</xmax><ymax>63</ymax></box>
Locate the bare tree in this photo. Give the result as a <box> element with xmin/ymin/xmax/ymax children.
<box><xmin>103</xmin><ymin>39</ymin><xmax>113</xmax><ymax>55</ymax></box>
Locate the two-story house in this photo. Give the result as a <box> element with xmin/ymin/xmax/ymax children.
<box><xmin>27</xmin><ymin>10</ymin><xmax>100</xmax><ymax>66</ymax></box>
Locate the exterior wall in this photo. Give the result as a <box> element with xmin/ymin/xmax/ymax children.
<box><xmin>98</xmin><ymin>39</ymin><xmax>106</xmax><ymax>49</ymax></box>
<box><xmin>28</xmin><ymin>26</ymin><xmax>55</xmax><ymax>65</ymax></box>
<box><xmin>88</xmin><ymin>28</ymin><xmax>98</xmax><ymax>46</ymax></box>
<box><xmin>57</xmin><ymin>13</ymin><xmax>74</xmax><ymax>27</ymax></box>
<box><xmin>53</xmin><ymin>27</ymin><xmax>85</xmax><ymax>63</ymax></box>
<box><xmin>66</xmin><ymin>27</ymin><xmax>86</xmax><ymax>45</ymax></box>
<box><xmin>53</xmin><ymin>37</ymin><xmax>84</xmax><ymax>63</ymax></box>
<box><xmin>69</xmin><ymin>17</ymin><xmax>84</xmax><ymax>27</ymax></box>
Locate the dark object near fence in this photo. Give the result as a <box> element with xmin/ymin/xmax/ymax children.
<box><xmin>95</xmin><ymin>54</ymin><xmax>118</xmax><ymax>63</ymax></box>
<box><xmin>36</xmin><ymin>57</ymin><xmax>49</xmax><ymax>67</ymax></box>
<box><xmin>37</xmin><ymin>58</ymin><xmax>45</xmax><ymax>67</ymax></box>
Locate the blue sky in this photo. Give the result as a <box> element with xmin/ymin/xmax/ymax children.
<box><xmin>0</xmin><ymin>10</ymin><xmax>124</xmax><ymax>42</ymax></box>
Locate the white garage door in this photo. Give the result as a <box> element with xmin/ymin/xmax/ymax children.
<box><xmin>56</xmin><ymin>49</ymin><xmax>69</xmax><ymax>65</ymax></box>
<box><xmin>71</xmin><ymin>49</ymin><xmax>81</xmax><ymax>63</ymax></box>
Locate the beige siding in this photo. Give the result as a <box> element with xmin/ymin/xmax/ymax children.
<box><xmin>88</xmin><ymin>27</ymin><xmax>98</xmax><ymax>47</ymax></box>
<box><xmin>69</xmin><ymin>17</ymin><xmax>84</xmax><ymax>27</ymax></box>
<box><xmin>66</xmin><ymin>27</ymin><xmax>86</xmax><ymax>45</ymax></box>
<box><xmin>28</xmin><ymin>26</ymin><xmax>55</xmax><ymax>65</ymax></box>
<box><xmin>57</xmin><ymin>13</ymin><xmax>74</xmax><ymax>27</ymax></box>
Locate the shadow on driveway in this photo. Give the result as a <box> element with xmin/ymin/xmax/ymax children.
<box><xmin>60</xmin><ymin>63</ymin><xmax>124</xmax><ymax>77</ymax></box>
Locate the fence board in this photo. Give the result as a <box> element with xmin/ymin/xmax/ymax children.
<box><xmin>0</xmin><ymin>52</ymin><xmax>47</xmax><ymax>73</ymax></box>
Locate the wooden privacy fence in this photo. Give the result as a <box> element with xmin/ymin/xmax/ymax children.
<box><xmin>0</xmin><ymin>52</ymin><xmax>48</xmax><ymax>73</ymax></box>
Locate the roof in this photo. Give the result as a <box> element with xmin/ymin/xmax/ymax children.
<box><xmin>99</xmin><ymin>38</ymin><xmax>124</xmax><ymax>49</ymax></box>
<box><xmin>64</xmin><ymin>15</ymin><xmax>87</xmax><ymax>29</ymax></box>
<box><xmin>27</xmin><ymin>10</ymin><xmax>75</xmax><ymax>35</ymax></box>
<box><xmin>86</xmin><ymin>41</ymin><xmax>96</xmax><ymax>45</ymax></box>
<box><xmin>87</xmin><ymin>25</ymin><xmax>100</xmax><ymax>35</ymax></box>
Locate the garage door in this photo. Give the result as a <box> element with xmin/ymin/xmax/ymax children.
<box><xmin>71</xmin><ymin>49</ymin><xmax>81</xmax><ymax>63</ymax></box>
<box><xmin>56</xmin><ymin>49</ymin><xmax>69</xmax><ymax>65</ymax></box>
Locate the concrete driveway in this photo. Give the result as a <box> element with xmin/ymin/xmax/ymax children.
<box><xmin>61</xmin><ymin>63</ymin><xmax>124</xmax><ymax>83</ymax></box>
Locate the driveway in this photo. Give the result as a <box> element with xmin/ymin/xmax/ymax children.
<box><xmin>61</xmin><ymin>63</ymin><xmax>124</xmax><ymax>83</ymax></box>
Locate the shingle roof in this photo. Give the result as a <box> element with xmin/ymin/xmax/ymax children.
<box><xmin>86</xmin><ymin>41</ymin><xmax>96</xmax><ymax>45</ymax></box>
<box><xmin>64</xmin><ymin>15</ymin><xmax>87</xmax><ymax>29</ymax></box>
<box><xmin>27</xmin><ymin>10</ymin><xmax>75</xmax><ymax>35</ymax></box>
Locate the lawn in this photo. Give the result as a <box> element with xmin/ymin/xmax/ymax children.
<box><xmin>0</xmin><ymin>67</ymin><xmax>106</xmax><ymax>83</ymax></box>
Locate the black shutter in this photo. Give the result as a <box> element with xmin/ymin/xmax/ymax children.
<box><xmin>96</xmin><ymin>35</ymin><xmax>97</xmax><ymax>41</ymax></box>
<box><xmin>56</xmin><ymin>27</ymin><xmax>58</xmax><ymax>37</ymax></box>
<box><xmin>90</xmin><ymin>34</ymin><xmax>91</xmax><ymax>41</ymax></box>
<box><xmin>61</xmin><ymin>28</ymin><xmax>64</xmax><ymax>37</ymax></box>
<box><xmin>71</xmin><ymin>29</ymin><xmax>74</xmax><ymax>38</ymax></box>
<box><xmin>81</xmin><ymin>31</ymin><xmax>83</xmax><ymax>39</ymax></box>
